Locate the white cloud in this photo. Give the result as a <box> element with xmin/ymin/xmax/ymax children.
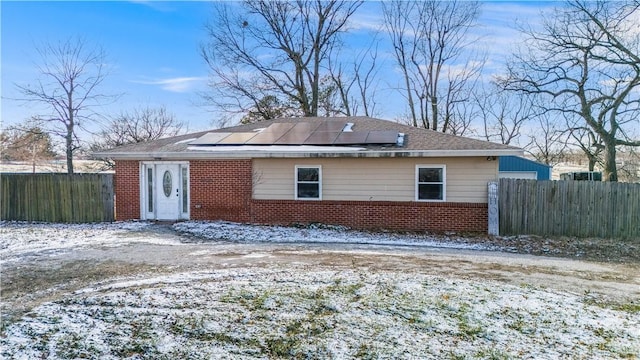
<box><xmin>128</xmin><ymin>0</ymin><xmax>177</xmax><ymax>13</ymax></box>
<box><xmin>348</xmin><ymin>11</ymin><xmax>385</xmax><ymax>33</ymax></box>
<box><xmin>132</xmin><ymin>76</ymin><xmax>207</xmax><ymax>93</ymax></box>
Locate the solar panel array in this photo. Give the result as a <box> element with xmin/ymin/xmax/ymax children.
<box><xmin>189</xmin><ymin>121</ymin><xmax>399</xmax><ymax>147</ymax></box>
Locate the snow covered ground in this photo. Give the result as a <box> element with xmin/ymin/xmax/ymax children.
<box><xmin>1</xmin><ymin>221</ymin><xmax>639</xmax><ymax>359</ymax></box>
<box><xmin>1</xmin><ymin>220</ymin><xmax>486</xmax><ymax>265</ymax></box>
<box><xmin>173</xmin><ymin>221</ymin><xmax>492</xmax><ymax>249</ymax></box>
<box><xmin>0</xmin><ymin>221</ymin><xmax>178</xmax><ymax>264</ymax></box>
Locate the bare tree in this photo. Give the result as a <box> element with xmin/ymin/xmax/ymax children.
<box><xmin>474</xmin><ymin>82</ymin><xmax>535</xmax><ymax>146</ymax></box>
<box><xmin>90</xmin><ymin>106</ymin><xmax>184</xmax><ymax>169</ymax></box>
<box><xmin>317</xmin><ymin>75</ymin><xmax>342</xmax><ymax>117</ymax></box>
<box><xmin>15</xmin><ymin>37</ymin><xmax>113</xmax><ymax>174</ymax></box>
<box><xmin>326</xmin><ymin>37</ymin><xmax>381</xmax><ymax>117</ymax></box>
<box><xmin>0</xmin><ymin>124</ymin><xmax>56</xmax><ymax>173</ymax></box>
<box><xmin>201</xmin><ymin>0</ymin><xmax>363</xmax><ymax>120</ymax></box>
<box><xmin>383</xmin><ymin>0</ymin><xmax>484</xmax><ymax>132</ymax></box>
<box><xmin>92</xmin><ymin>106</ymin><xmax>184</xmax><ymax>149</ymax></box>
<box><xmin>526</xmin><ymin>112</ymin><xmax>568</xmax><ymax>166</ymax></box>
<box><xmin>563</xmin><ymin>112</ymin><xmax>604</xmax><ymax>171</ymax></box>
<box><xmin>616</xmin><ymin>146</ymin><xmax>640</xmax><ymax>183</ymax></box>
<box><xmin>502</xmin><ymin>1</ymin><xmax>640</xmax><ymax>181</ymax></box>
<box><xmin>446</xmin><ymin>98</ymin><xmax>475</xmax><ymax>136</ymax></box>
<box><xmin>240</xmin><ymin>95</ymin><xmax>295</xmax><ymax>124</ymax></box>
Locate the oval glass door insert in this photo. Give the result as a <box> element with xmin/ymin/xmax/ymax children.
<box><xmin>163</xmin><ymin>170</ymin><xmax>172</xmax><ymax>197</ymax></box>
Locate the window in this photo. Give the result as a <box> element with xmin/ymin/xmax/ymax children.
<box><xmin>147</xmin><ymin>167</ymin><xmax>153</xmax><ymax>212</ymax></box>
<box><xmin>296</xmin><ymin>166</ymin><xmax>321</xmax><ymax>200</ymax></box>
<box><xmin>416</xmin><ymin>165</ymin><xmax>445</xmax><ymax>201</ymax></box>
<box><xmin>181</xmin><ymin>167</ymin><xmax>188</xmax><ymax>213</ymax></box>
<box><xmin>162</xmin><ymin>170</ymin><xmax>172</xmax><ymax>197</ymax></box>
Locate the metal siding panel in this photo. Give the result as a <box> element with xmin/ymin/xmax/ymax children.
<box><xmin>499</xmin><ymin>156</ymin><xmax>551</xmax><ymax>180</ymax></box>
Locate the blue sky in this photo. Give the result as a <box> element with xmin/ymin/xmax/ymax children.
<box><xmin>2</xmin><ymin>1</ymin><xmax>214</xmax><ymax>134</ymax></box>
<box><xmin>1</xmin><ymin>1</ymin><xmax>553</xmax><ymax>140</ymax></box>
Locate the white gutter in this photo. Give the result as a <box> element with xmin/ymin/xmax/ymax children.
<box><xmin>94</xmin><ymin>148</ymin><xmax>524</xmax><ymax>160</ymax></box>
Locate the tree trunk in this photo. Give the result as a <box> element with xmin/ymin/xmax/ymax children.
<box><xmin>31</xmin><ymin>145</ymin><xmax>36</xmax><ymax>174</ymax></box>
<box><xmin>430</xmin><ymin>95</ymin><xmax>438</xmax><ymax>131</ymax></box>
<box><xmin>602</xmin><ymin>138</ymin><xmax>617</xmax><ymax>182</ymax></box>
<box><xmin>66</xmin><ymin>125</ymin><xmax>74</xmax><ymax>175</ymax></box>
<box><xmin>402</xmin><ymin>65</ymin><xmax>417</xmax><ymax>127</ymax></box>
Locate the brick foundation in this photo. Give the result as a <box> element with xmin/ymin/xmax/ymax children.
<box><xmin>114</xmin><ymin>160</ymin><xmax>140</xmax><ymax>220</ymax></box>
<box><xmin>114</xmin><ymin>159</ymin><xmax>488</xmax><ymax>233</ymax></box>
<box><xmin>250</xmin><ymin>200</ymin><xmax>487</xmax><ymax>233</ymax></box>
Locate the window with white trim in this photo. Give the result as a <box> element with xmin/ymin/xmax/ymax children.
<box><xmin>295</xmin><ymin>166</ymin><xmax>321</xmax><ymax>200</ymax></box>
<box><xmin>416</xmin><ymin>165</ymin><xmax>445</xmax><ymax>201</ymax></box>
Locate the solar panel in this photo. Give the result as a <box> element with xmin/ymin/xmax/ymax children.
<box><xmin>315</xmin><ymin>121</ymin><xmax>347</xmax><ymax>132</ymax></box>
<box><xmin>191</xmin><ymin>121</ymin><xmax>401</xmax><ymax>147</ymax></box>
<box><xmin>304</xmin><ymin>131</ymin><xmax>341</xmax><ymax>145</ymax></box>
<box><xmin>334</xmin><ymin>131</ymin><xmax>369</xmax><ymax>145</ymax></box>
<box><xmin>274</xmin><ymin>122</ymin><xmax>321</xmax><ymax>144</ymax></box>
<box><xmin>217</xmin><ymin>132</ymin><xmax>258</xmax><ymax>145</ymax></box>
<box><xmin>245</xmin><ymin>130</ymin><xmax>286</xmax><ymax>144</ymax></box>
<box><xmin>262</xmin><ymin>122</ymin><xmax>295</xmax><ymax>133</ymax></box>
<box><xmin>189</xmin><ymin>132</ymin><xmax>233</xmax><ymax>145</ymax></box>
<box><xmin>366</xmin><ymin>131</ymin><xmax>399</xmax><ymax>144</ymax></box>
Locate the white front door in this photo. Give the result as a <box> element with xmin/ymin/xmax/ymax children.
<box><xmin>155</xmin><ymin>164</ymin><xmax>181</xmax><ymax>220</ymax></box>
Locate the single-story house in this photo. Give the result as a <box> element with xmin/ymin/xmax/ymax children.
<box><xmin>498</xmin><ymin>156</ymin><xmax>552</xmax><ymax>180</ymax></box>
<box><xmin>94</xmin><ymin>116</ymin><xmax>523</xmax><ymax>233</ymax></box>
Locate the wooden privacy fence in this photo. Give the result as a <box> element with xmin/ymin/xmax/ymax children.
<box><xmin>1</xmin><ymin>173</ymin><xmax>114</xmax><ymax>223</ymax></box>
<box><xmin>499</xmin><ymin>178</ymin><xmax>640</xmax><ymax>239</ymax></box>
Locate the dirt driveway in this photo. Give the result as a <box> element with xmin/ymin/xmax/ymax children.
<box><xmin>2</xmin><ymin>224</ymin><xmax>639</xmax><ymax>328</ymax></box>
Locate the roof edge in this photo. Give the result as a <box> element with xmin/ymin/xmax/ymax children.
<box><xmin>93</xmin><ymin>148</ymin><xmax>524</xmax><ymax>160</ymax></box>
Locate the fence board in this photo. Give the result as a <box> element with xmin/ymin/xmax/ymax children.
<box><xmin>499</xmin><ymin>179</ymin><xmax>640</xmax><ymax>239</ymax></box>
<box><xmin>1</xmin><ymin>173</ymin><xmax>114</xmax><ymax>223</ymax></box>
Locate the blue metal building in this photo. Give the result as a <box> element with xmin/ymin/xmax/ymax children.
<box><xmin>498</xmin><ymin>156</ymin><xmax>552</xmax><ymax>180</ymax></box>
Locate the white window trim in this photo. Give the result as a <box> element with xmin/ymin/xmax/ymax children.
<box><xmin>295</xmin><ymin>165</ymin><xmax>322</xmax><ymax>200</ymax></box>
<box><xmin>415</xmin><ymin>164</ymin><xmax>446</xmax><ymax>202</ymax></box>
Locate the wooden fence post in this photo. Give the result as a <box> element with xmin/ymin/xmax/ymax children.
<box><xmin>488</xmin><ymin>182</ymin><xmax>499</xmax><ymax>236</ymax></box>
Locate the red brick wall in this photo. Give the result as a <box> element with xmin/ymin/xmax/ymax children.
<box><xmin>114</xmin><ymin>160</ymin><xmax>140</xmax><ymax>220</ymax></box>
<box><xmin>250</xmin><ymin>200</ymin><xmax>487</xmax><ymax>233</ymax></box>
<box><xmin>189</xmin><ymin>159</ymin><xmax>253</xmax><ymax>223</ymax></box>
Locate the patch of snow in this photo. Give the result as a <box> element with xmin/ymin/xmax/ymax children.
<box><xmin>3</xmin><ymin>222</ymin><xmax>638</xmax><ymax>358</ymax></box>
<box><xmin>0</xmin><ymin>221</ymin><xmax>181</xmax><ymax>264</ymax></box>
<box><xmin>173</xmin><ymin>220</ymin><xmax>489</xmax><ymax>250</ymax></box>
<box><xmin>241</xmin><ymin>252</ymin><xmax>272</xmax><ymax>258</ymax></box>
<box><xmin>2</xmin><ymin>267</ymin><xmax>639</xmax><ymax>359</ymax></box>
<box><xmin>174</xmin><ymin>138</ymin><xmax>197</xmax><ymax>144</ymax></box>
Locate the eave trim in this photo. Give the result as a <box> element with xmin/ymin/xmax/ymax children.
<box><xmin>94</xmin><ymin>148</ymin><xmax>524</xmax><ymax>160</ymax></box>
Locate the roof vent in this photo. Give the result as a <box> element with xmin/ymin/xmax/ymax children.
<box><xmin>342</xmin><ymin>123</ymin><xmax>354</xmax><ymax>132</ymax></box>
<box><xmin>397</xmin><ymin>133</ymin><xmax>405</xmax><ymax>147</ymax></box>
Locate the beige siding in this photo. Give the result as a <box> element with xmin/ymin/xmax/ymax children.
<box><xmin>252</xmin><ymin>157</ymin><xmax>498</xmax><ymax>203</ymax></box>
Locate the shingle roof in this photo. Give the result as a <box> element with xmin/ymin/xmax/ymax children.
<box><xmin>95</xmin><ymin>116</ymin><xmax>522</xmax><ymax>159</ymax></box>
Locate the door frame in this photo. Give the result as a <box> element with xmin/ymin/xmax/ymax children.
<box><xmin>140</xmin><ymin>161</ymin><xmax>190</xmax><ymax>220</ymax></box>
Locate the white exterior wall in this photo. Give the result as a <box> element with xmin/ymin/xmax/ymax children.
<box><xmin>252</xmin><ymin>157</ymin><xmax>498</xmax><ymax>203</ymax></box>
